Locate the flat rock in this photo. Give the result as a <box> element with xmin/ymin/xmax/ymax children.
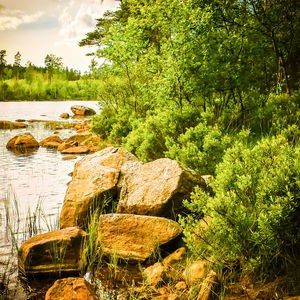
<box><xmin>117</xmin><ymin>158</ymin><xmax>206</xmax><ymax>218</ymax></box>
<box><xmin>0</xmin><ymin>120</ymin><xmax>27</xmax><ymax>129</ymax></box>
<box><xmin>60</xmin><ymin>147</ymin><xmax>141</xmax><ymax>229</ymax></box>
<box><xmin>7</xmin><ymin>133</ymin><xmax>39</xmax><ymax>149</ymax></box>
<box><xmin>97</xmin><ymin>214</ymin><xmax>182</xmax><ymax>262</ymax></box>
<box><xmin>18</xmin><ymin>227</ymin><xmax>87</xmax><ymax>276</ymax></box>
<box><xmin>45</xmin><ymin>277</ymin><xmax>98</xmax><ymax>300</ymax></box>
<box><xmin>61</xmin><ymin>146</ymin><xmax>90</xmax><ymax>154</ymax></box>
<box><xmin>71</xmin><ymin>105</ymin><xmax>96</xmax><ymax>116</ymax></box>
<box><xmin>62</xmin><ymin>155</ymin><xmax>77</xmax><ymax>160</ymax></box>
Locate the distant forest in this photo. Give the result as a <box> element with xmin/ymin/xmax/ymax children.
<box><xmin>0</xmin><ymin>50</ymin><xmax>102</xmax><ymax>100</ymax></box>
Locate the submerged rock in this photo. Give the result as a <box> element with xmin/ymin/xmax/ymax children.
<box><xmin>97</xmin><ymin>214</ymin><xmax>182</xmax><ymax>262</ymax></box>
<box><xmin>45</xmin><ymin>277</ymin><xmax>98</xmax><ymax>300</ymax></box>
<box><xmin>117</xmin><ymin>158</ymin><xmax>206</xmax><ymax>218</ymax></box>
<box><xmin>18</xmin><ymin>227</ymin><xmax>87</xmax><ymax>276</ymax></box>
<box><xmin>6</xmin><ymin>133</ymin><xmax>39</xmax><ymax>150</ymax></box>
<box><xmin>60</xmin><ymin>147</ymin><xmax>140</xmax><ymax>229</ymax></box>
<box><xmin>71</xmin><ymin>105</ymin><xmax>96</xmax><ymax>116</ymax></box>
<box><xmin>0</xmin><ymin>120</ymin><xmax>27</xmax><ymax>129</ymax></box>
<box><xmin>62</xmin><ymin>155</ymin><xmax>77</xmax><ymax>160</ymax></box>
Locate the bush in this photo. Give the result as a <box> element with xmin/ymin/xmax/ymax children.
<box><xmin>181</xmin><ymin>134</ymin><xmax>300</xmax><ymax>275</ymax></box>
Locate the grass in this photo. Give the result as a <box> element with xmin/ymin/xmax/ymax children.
<box><xmin>0</xmin><ymin>187</ymin><xmax>61</xmax><ymax>299</ymax></box>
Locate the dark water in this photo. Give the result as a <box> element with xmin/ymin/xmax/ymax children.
<box><xmin>0</xmin><ymin>101</ymin><xmax>100</xmax><ymax>298</ymax></box>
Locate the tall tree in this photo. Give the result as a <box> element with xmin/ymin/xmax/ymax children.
<box><xmin>44</xmin><ymin>54</ymin><xmax>63</xmax><ymax>82</ymax></box>
<box><xmin>0</xmin><ymin>50</ymin><xmax>7</xmax><ymax>80</ymax></box>
<box><xmin>13</xmin><ymin>51</ymin><xmax>21</xmax><ymax>79</ymax></box>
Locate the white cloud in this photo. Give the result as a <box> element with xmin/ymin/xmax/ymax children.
<box><xmin>57</xmin><ymin>0</ymin><xmax>119</xmax><ymax>44</ymax></box>
<box><xmin>0</xmin><ymin>7</ymin><xmax>44</xmax><ymax>31</ymax></box>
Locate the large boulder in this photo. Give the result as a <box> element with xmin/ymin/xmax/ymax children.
<box><xmin>117</xmin><ymin>158</ymin><xmax>206</xmax><ymax>218</ymax></box>
<box><xmin>45</xmin><ymin>277</ymin><xmax>98</xmax><ymax>300</ymax></box>
<box><xmin>18</xmin><ymin>227</ymin><xmax>87</xmax><ymax>276</ymax></box>
<box><xmin>6</xmin><ymin>133</ymin><xmax>39</xmax><ymax>149</ymax></box>
<box><xmin>0</xmin><ymin>120</ymin><xmax>27</xmax><ymax>129</ymax></box>
<box><xmin>60</xmin><ymin>147</ymin><xmax>141</xmax><ymax>229</ymax></box>
<box><xmin>71</xmin><ymin>105</ymin><xmax>96</xmax><ymax>116</ymax></box>
<box><xmin>40</xmin><ymin>135</ymin><xmax>63</xmax><ymax>148</ymax></box>
<box><xmin>97</xmin><ymin>214</ymin><xmax>182</xmax><ymax>262</ymax></box>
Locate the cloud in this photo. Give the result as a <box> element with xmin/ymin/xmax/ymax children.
<box><xmin>57</xmin><ymin>0</ymin><xmax>119</xmax><ymax>44</ymax></box>
<box><xmin>0</xmin><ymin>6</ymin><xmax>44</xmax><ymax>31</ymax></box>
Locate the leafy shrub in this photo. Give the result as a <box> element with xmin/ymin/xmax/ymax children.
<box><xmin>181</xmin><ymin>134</ymin><xmax>300</xmax><ymax>275</ymax></box>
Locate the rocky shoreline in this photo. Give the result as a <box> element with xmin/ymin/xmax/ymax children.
<box><xmin>2</xmin><ymin>105</ymin><xmax>296</xmax><ymax>300</ymax></box>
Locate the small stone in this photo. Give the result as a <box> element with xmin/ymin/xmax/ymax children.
<box><xmin>60</xmin><ymin>113</ymin><xmax>70</xmax><ymax>119</ymax></box>
<box><xmin>175</xmin><ymin>281</ymin><xmax>187</xmax><ymax>290</ymax></box>
<box><xmin>144</xmin><ymin>262</ymin><xmax>165</xmax><ymax>286</ymax></box>
<box><xmin>61</xmin><ymin>146</ymin><xmax>89</xmax><ymax>154</ymax></box>
<box><xmin>182</xmin><ymin>261</ymin><xmax>208</xmax><ymax>285</ymax></box>
<box><xmin>62</xmin><ymin>155</ymin><xmax>77</xmax><ymax>160</ymax></box>
<box><xmin>163</xmin><ymin>247</ymin><xmax>186</xmax><ymax>265</ymax></box>
<box><xmin>45</xmin><ymin>277</ymin><xmax>98</xmax><ymax>300</ymax></box>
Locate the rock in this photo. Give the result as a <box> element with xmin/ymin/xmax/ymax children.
<box><xmin>88</xmin><ymin>146</ymin><xmax>99</xmax><ymax>153</ymax></box>
<box><xmin>61</xmin><ymin>146</ymin><xmax>90</xmax><ymax>154</ymax></box>
<box><xmin>58</xmin><ymin>133</ymin><xmax>98</xmax><ymax>153</ymax></box>
<box><xmin>197</xmin><ymin>271</ymin><xmax>217</xmax><ymax>300</ymax></box>
<box><xmin>18</xmin><ymin>227</ymin><xmax>87</xmax><ymax>276</ymax></box>
<box><xmin>60</xmin><ymin>147</ymin><xmax>141</xmax><ymax>229</ymax></box>
<box><xmin>6</xmin><ymin>134</ymin><xmax>39</xmax><ymax>149</ymax></box>
<box><xmin>162</xmin><ymin>247</ymin><xmax>186</xmax><ymax>265</ymax></box>
<box><xmin>0</xmin><ymin>120</ymin><xmax>27</xmax><ymax>129</ymax></box>
<box><xmin>175</xmin><ymin>281</ymin><xmax>187</xmax><ymax>290</ymax></box>
<box><xmin>62</xmin><ymin>155</ymin><xmax>77</xmax><ymax>160</ymax></box>
<box><xmin>28</xmin><ymin>119</ymin><xmax>49</xmax><ymax>123</ymax></box>
<box><xmin>45</xmin><ymin>277</ymin><xmax>98</xmax><ymax>300</ymax></box>
<box><xmin>144</xmin><ymin>247</ymin><xmax>186</xmax><ymax>286</ymax></box>
<box><xmin>40</xmin><ymin>135</ymin><xmax>63</xmax><ymax>148</ymax></box>
<box><xmin>60</xmin><ymin>113</ymin><xmax>70</xmax><ymax>119</ymax></box>
<box><xmin>144</xmin><ymin>262</ymin><xmax>165</xmax><ymax>286</ymax></box>
<box><xmin>155</xmin><ymin>294</ymin><xmax>179</xmax><ymax>300</ymax></box>
<box><xmin>117</xmin><ymin>158</ymin><xmax>206</xmax><ymax>218</ymax></box>
<box><xmin>97</xmin><ymin>214</ymin><xmax>182</xmax><ymax>262</ymax></box>
<box><xmin>71</xmin><ymin>105</ymin><xmax>96</xmax><ymax>116</ymax></box>
<box><xmin>182</xmin><ymin>261</ymin><xmax>208</xmax><ymax>285</ymax></box>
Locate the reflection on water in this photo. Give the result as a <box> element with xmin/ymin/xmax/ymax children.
<box><xmin>0</xmin><ymin>101</ymin><xmax>100</xmax><ymax>298</ymax></box>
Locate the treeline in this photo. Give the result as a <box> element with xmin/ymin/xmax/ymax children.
<box><xmin>82</xmin><ymin>0</ymin><xmax>300</xmax><ymax>290</ymax></box>
<box><xmin>0</xmin><ymin>50</ymin><xmax>101</xmax><ymax>100</ymax></box>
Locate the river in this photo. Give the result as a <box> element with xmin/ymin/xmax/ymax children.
<box><xmin>0</xmin><ymin>100</ymin><xmax>100</xmax><ymax>298</ymax></box>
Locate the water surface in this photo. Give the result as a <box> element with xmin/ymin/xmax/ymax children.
<box><xmin>0</xmin><ymin>101</ymin><xmax>100</xmax><ymax>298</ymax></box>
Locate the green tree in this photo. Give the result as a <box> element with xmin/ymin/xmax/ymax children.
<box><xmin>13</xmin><ymin>51</ymin><xmax>21</xmax><ymax>79</ymax></box>
<box><xmin>0</xmin><ymin>50</ymin><xmax>7</xmax><ymax>80</ymax></box>
<box><xmin>44</xmin><ymin>54</ymin><xmax>63</xmax><ymax>83</ymax></box>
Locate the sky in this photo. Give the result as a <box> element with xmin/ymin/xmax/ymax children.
<box><xmin>0</xmin><ymin>0</ymin><xmax>119</xmax><ymax>73</ymax></box>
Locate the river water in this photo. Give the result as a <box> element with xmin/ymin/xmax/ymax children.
<box><xmin>0</xmin><ymin>101</ymin><xmax>100</xmax><ymax>298</ymax></box>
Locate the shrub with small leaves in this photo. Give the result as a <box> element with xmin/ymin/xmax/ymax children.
<box><xmin>181</xmin><ymin>134</ymin><xmax>300</xmax><ymax>275</ymax></box>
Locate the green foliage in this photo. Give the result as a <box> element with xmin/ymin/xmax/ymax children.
<box><xmin>165</xmin><ymin>124</ymin><xmax>230</xmax><ymax>175</ymax></box>
<box><xmin>181</xmin><ymin>134</ymin><xmax>300</xmax><ymax>274</ymax></box>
